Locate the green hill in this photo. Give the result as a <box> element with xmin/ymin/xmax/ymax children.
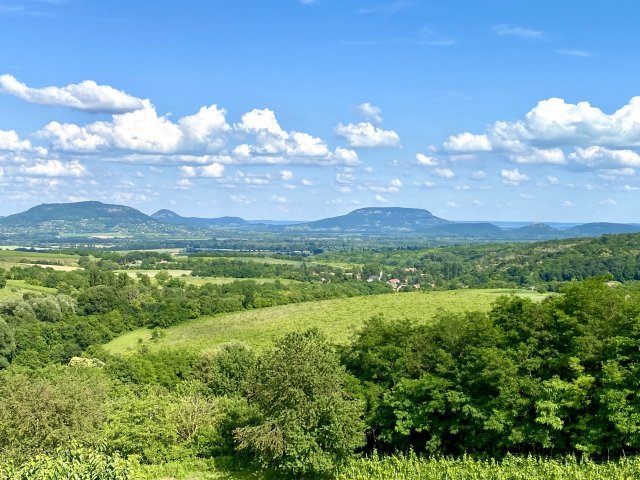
<box><xmin>0</xmin><ymin>201</ymin><xmax>186</xmax><ymax>235</ymax></box>
<box><xmin>291</xmin><ymin>207</ymin><xmax>449</xmax><ymax>233</ymax></box>
<box><xmin>104</xmin><ymin>289</ymin><xmax>547</xmax><ymax>355</ymax></box>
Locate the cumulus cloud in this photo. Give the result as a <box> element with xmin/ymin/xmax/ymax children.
<box><xmin>333</xmin><ymin>147</ymin><xmax>361</xmax><ymax>165</ymax></box>
<box><xmin>236</xmin><ymin>108</ymin><xmax>329</xmax><ymax>158</ymax></box>
<box><xmin>40</xmin><ymin>101</ymin><xmax>229</xmax><ymax>154</ymax></box>
<box><xmin>280</xmin><ymin>170</ymin><xmax>294</xmax><ymax>181</ymax></box>
<box><xmin>20</xmin><ymin>159</ymin><xmax>87</xmax><ymax>177</ymax></box>
<box><xmin>416</xmin><ymin>153</ymin><xmax>438</xmax><ymax>166</ymax></box>
<box><xmin>374</xmin><ymin>194</ymin><xmax>388</xmax><ymax>203</ymax></box>
<box><xmin>200</xmin><ymin>162</ymin><xmax>225</xmax><ymax>177</ymax></box>
<box><xmin>441</xmin><ymin>96</ymin><xmax>640</xmax><ymax>173</ymax></box>
<box><xmin>0</xmin><ymin>129</ymin><xmax>34</xmax><ymax>151</ymax></box>
<box><xmin>444</xmin><ymin>132</ymin><xmax>492</xmax><ymax>152</ymax></box>
<box><xmin>0</xmin><ymin>74</ymin><xmax>145</xmax><ymax>113</ymax></box>
<box><xmin>569</xmin><ymin>146</ymin><xmax>640</xmax><ymax>168</ymax></box>
<box><xmin>433</xmin><ymin>167</ymin><xmax>455</xmax><ymax>178</ymax></box>
<box><xmin>501</xmin><ymin>168</ymin><xmax>529</xmax><ymax>185</ymax></box>
<box><xmin>356</xmin><ymin>102</ymin><xmax>383</xmax><ymax>123</ymax></box>
<box><xmin>335</xmin><ymin>122</ymin><xmax>401</xmax><ymax>147</ymax></box>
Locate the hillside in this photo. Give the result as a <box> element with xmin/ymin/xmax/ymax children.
<box><xmin>104</xmin><ymin>289</ymin><xmax>545</xmax><ymax>354</ymax></box>
<box><xmin>292</xmin><ymin>207</ymin><xmax>449</xmax><ymax>232</ymax></box>
<box><xmin>151</xmin><ymin>209</ymin><xmax>247</xmax><ymax>228</ymax></box>
<box><xmin>563</xmin><ymin>222</ymin><xmax>640</xmax><ymax>236</ymax></box>
<box><xmin>427</xmin><ymin>222</ymin><xmax>504</xmax><ymax>237</ymax></box>
<box><xmin>0</xmin><ymin>201</ymin><xmax>180</xmax><ymax>235</ymax></box>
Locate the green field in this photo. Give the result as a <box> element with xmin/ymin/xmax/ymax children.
<box><xmin>115</xmin><ymin>269</ymin><xmax>301</xmax><ymax>286</ymax></box>
<box><xmin>0</xmin><ymin>279</ymin><xmax>57</xmax><ymax>301</ymax></box>
<box><xmin>105</xmin><ymin>289</ymin><xmax>547</xmax><ymax>355</ymax></box>
<box><xmin>0</xmin><ymin>249</ymin><xmax>80</xmax><ymax>270</ymax></box>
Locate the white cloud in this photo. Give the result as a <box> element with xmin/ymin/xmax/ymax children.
<box><xmin>333</xmin><ymin>147</ymin><xmax>361</xmax><ymax>165</ymax></box>
<box><xmin>440</xmin><ymin>96</ymin><xmax>640</xmax><ymax>174</ymax></box>
<box><xmin>547</xmin><ymin>175</ymin><xmax>560</xmax><ymax>185</ymax></box>
<box><xmin>446</xmin><ymin>201</ymin><xmax>458</xmax><ymax>208</ymax></box>
<box><xmin>236</xmin><ymin>108</ymin><xmax>329</xmax><ymax>158</ymax></box>
<box><xmin>444</xmin><ymin>132</ymin><xmax>492</xmax><ymax>152</ymax></box>
<box><xmin>356</xmin><ymin>102</ymin><xmax>383</xmax><ymax>123</ymax></box>
<box><xmin>270</xmin><ymin>194</ymin><xmax>287</xmax><ymax>204</ymax></box>
<box><xmin>175</xmin><ymin>178</ymin><xmax>193</xmax><ymax>190</ymax></box>
<box><xmin>280</xmin><ymin>170</ymin><xmax>294</xmax><ymax>181</ymax></box>
<box><xmin>374</xmin><ymin>194</ymin><xmax>388</xmax><ymax>203</ymax></box>
<box><xmin>335</xmin><ymin>122</ymin><xmax>401</xmax><ymax>147</ymax></box>
<box><xmin>492</xmin><ymin>24</ymin><xmax>544</xmax><ymax>40</ymax></box>
<box><xmin>20</xmin><ymin>159</ymin><xmax>87</xmax><ymax>177</ymax></box>
<box><xmin>0</xmin><ymin>129</ymin><xmax>34</xmax><ymax>151</ymax></box>
<box><xmin>0</xmin><ymin>74</ymin><xmax>145</xmax><ymax>113</ymax></box>
<box><xmin>599</xmin><ymin>198</ymin><xmax>617</xmax><ymax>206</ymax></box>
<box><xmin>415</xmin><ymin>180</ymin><xmax>435</xmax><ymax>188</ymax></box>
<box><xmin>180</xmin><ymin>166</ymin><xmax>197</xmax><ymax>177</ymax></box>
<box><xmin>390</xmin><ymin>178</ymin><xmax>403</xmax><ymax>187</ymax></box>
<box><xmin>433</xmin><ymin>167</ymin><xmax>455</xmax><ymax>178</ymax></box>
<box><xmin>416</xmin><ymin>152</ymin><xmax>438</xmax><ymax>166</ymax></box>
<box><xmin>470</xmin><ymin>170</ymin><xmax>487</xmax><ymax>180</ymax></box>
<box><xmin>510</xmin><ymin>147</ymin><xmax>566</xmax><ymax>165</ymax></box>
<box><xmin>501</xmin><ymin>168</ymin><xmax>529</xmax><ymax>185</ymax></box>
<box><xmin>200</xmin><ymin>162</ymin><xmax>225</xmax><ymax>178</ymax></box>
<box><xmin>570</xmin><ymin>146</ymin><xmax>640</xmax><ymax>167</ymax></box>
<box><xmin>563</xmin><ymin>200</ymin><xmax>576</xmax><ymax>207</ymax></box>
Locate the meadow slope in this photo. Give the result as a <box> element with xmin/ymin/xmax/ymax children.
<box><xmin>105</xmin><ymin>289</ymin><xmax>546</xmax><ymax>354</ymax></box>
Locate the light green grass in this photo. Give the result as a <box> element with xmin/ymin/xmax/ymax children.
<box><xmin>0</xmin><ymin>250</ymin><xmax>80</xmax><ymax>269</ymax></box>
<box><xmin>105</xmin><ymin>289</ymin><xmax>547</xmax><ymax>355</ymax></box>
<box><xmin>115</xmin><ymin>269</ymin><xmax>301</xmax><ymax>286</ymax></box>
<box><xmin>0</xmin><ymin>280</ymin><xmax>57</xmax><ymax>301</ymax></box>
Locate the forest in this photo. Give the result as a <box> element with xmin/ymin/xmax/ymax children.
<box><xmin>1</xmin><ymin>237</ymin><xmax>640</xmax><ymax>478</ymax></box>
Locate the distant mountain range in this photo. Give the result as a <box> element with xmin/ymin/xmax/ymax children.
<box><xmin>0</xmin><ymin>201</ymin><xmax>639</xmax><ymax>241</ymax></box>
<box><xmin>150</xmin><ymin>209</ymin><xmax>247</xmax><ymax>228</ymax></box>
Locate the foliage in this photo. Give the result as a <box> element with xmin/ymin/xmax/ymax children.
<box><xmin>235</xmin><ymin>329</ymin><xmax>365</xmax><ymax>476</ymax></box>
<box><xmin>0</xmin><ymin>366</ymin><xmax>110</xmax><ymax>460</ymax></box>
<box><xmin>0</xmin><ymin>445</ymin><xmax>132</xmax><ymax>480</ymax></box>
<box><xmin>337</xmin><ymin>453</ymin><xmax>640</xmax><ymax>480</ymax></box>
<box><xmin>344</xmin><ymin>279</ymin><xmax>640</xmax><ymax>457</ymax></box>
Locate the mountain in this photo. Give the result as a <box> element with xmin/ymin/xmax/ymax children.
<box><xmin>509</xmin><ymin>223</ymin><xmax>560</xmax><ymax>239</ymax></box>
<box><xmin>151</xmin><ymin>209</ymin><xmax>247</xmax><ymax>228</ymax></box>
<box><xmin>292</xmin><ymin>207</ymin><xmax>449</xmax><ymax>233</ymax></box>
<box><xmin>563</xmin><ymin>222</ymin><xmax>640</xmax><ymax>236</ymax></box>
<box><xmin>427</xmin><ymin>222</ymin><xmax>505</xmax><ymax>237</ymax></box>
<box><xmin>0</xmin><ymin>201</ymin><xmax>173</xmax><ymax>235</ymax></box>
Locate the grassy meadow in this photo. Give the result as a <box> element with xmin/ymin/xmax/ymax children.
<box><xmin>105</xmin><ymin>288</ymin><xmax>547</xmax><ymax>355</ymax></box>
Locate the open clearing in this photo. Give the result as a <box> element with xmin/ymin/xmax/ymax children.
<box><xmin>115</xmin><ymin>269</ymin><xmax>301</xmax><ymax>285</ymax></box>
<box><xmin>105</xmin><ymin>289</ymin><xmax>547</xmax><ymax>355</ymax></box>
<box><xmin>0</xmin><ymin>250</ymin><xmax>80</xmax><ymax>270</ymax></box>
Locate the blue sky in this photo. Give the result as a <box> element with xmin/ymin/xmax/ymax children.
<box><xmin>1</xmin><ymin>0</ymin><xmax>640</xmax><ymax>222</ymax></box>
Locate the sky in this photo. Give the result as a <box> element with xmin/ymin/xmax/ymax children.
<box><xmin>1</xmin><ymin>0</ymin><xmax>640</xmax><ymax>222</ymax></box>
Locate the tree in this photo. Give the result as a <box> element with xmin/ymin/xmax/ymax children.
<box><xmin>235</xmin><ymin>329</ymin><xmax>364</xmax><ymax>476</ymax></box>
<box><xmin>0</xmin><ymin>317</ymin><xmax>15</xmax><ymax>368</ymax></box>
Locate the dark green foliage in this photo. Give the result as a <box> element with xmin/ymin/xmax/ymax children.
<box><xmin>0</xmin><ymin>317</ymin><xmax>15</xmax><ymax>368</ymax></box>
<box><xmin>192</xmin><ymin>342</ymin><xmax>257</xmax><ymax>396</ymax></box>
<box><xmin>235</xmin><ymin>329</ymin><xmax>365</xmax><ymax>476</ymax></box>
<box><xmin>345</xmin><ymin>279</ymin><xmax>640</xmax><ymax>457</ymax></box>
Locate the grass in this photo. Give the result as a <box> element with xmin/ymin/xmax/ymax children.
<box><xmin>105</xmin><ymin>289</ymin><xmax>547</xmax><ymax>355</ymax></box>
<box><xmin>0</xmin><ymin>280</ymin><xmax>57</xmax><ymax>302</ymax></box>
<box><xmin>115</xmin><ymin>269</ymin><xmax>301</xmax><ymax>286</ymax></box>
<box><xmin>0</xmin><ymin>250</ymin><xmax>80</xmax><ymax>270</ymax></box>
